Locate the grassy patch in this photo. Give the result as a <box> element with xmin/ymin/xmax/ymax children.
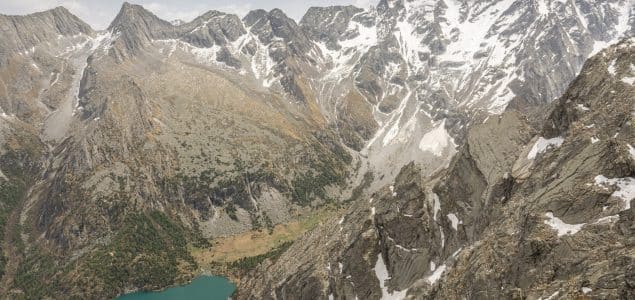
<box><xmin>191</xmin><ymin>206</ymin><xmax>337</xmax><ymax>269</ymax></box>
<box><xmin>228</xmin><ymin>241</ymin><xmax>293</xmax><ymax>271</ymax></box>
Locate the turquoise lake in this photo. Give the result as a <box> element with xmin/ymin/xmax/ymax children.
<box><xmin>117</xmin><ymin>276</ymin><xmax>235</xmax><ymax>300</ymax></box>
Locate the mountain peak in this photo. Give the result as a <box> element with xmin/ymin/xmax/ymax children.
<box><xmin>107</xmin><ymin>2</ymin><xmax>174</xmax><ymax>57</ymax></box>
<box><xmin>49</xmin><ymin>6</ymin><xmax>71</xmax><ymax>14</ymax></box>
<box><xmin>108</xmin><ymin>2</ymin><xmax>171</xmax><ymax>31</ymax></box>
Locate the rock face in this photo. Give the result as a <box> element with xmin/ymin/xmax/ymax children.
<box><xmin>237</xmin><ymin>38</ymin><xmax>635</xmax><ymax>300</ymax></box>
<box><xmin>0</xmin><ymin>7</ymin><xmax>93</xmax><ymax>62</ymax></box>
<box><xmin>107</xmin><ymin>2</ymin><xmax>175</xmax><ymax>57</ymax></box>
<box><xmin>0</xmin><ymin>0</ymin><xmax>633</xmax><ymax>298</ymax></box>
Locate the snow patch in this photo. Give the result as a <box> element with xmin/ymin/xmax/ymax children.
<box><xmin>540</xmin><ymin>291</ymin><xmax>560</xmax><ymax>300</ymax></box>
<box><xmin>608</xmin><ymin>59</ymin><xmax>617</xmax><ymax>76</ymax></box>
<box><xmin>447</xmin><ymin>213</ymin><xmax>462</xmax><ymax>230</ymax></box>
<box><xmin>431</xmin><ymin>192</ymin><xmax>441</xmax><ymax>221</ymax></box>
<box><xmin>576</xmin><ymin>104</ymin><xmax>590</xmax><ymax>111</ymax></box>
<box><xmin>622</xmin><ymin>76</ymin><xmax>635</xmax><ymax>85</ymax></box>
<box><xmin>374</xmin><ymin>254</ymin><xmax>407</xmax><ymax>300</ymax></box>
<box><xmin>339</xmin><ymin>20</ymin><xmax>377</xmax><ymax>50</ymax></box>
<box><xmin>628</xmin><ymin>144</ymin><xmax>635</xmax><ymax>160</ymax></box>
<box><xmin>590</xmin><ymin>1</ymin><xmax>632</xmax><ymax>55</ymax></box>
<box><xmin>418</xmin><ymin>119</ymin><xmax>456</xmax><ymax>156</ymax></box>
<box><xmin>594</xmin><ymin>215</ymin><xmax>619</xmax><ymax>224</ymax></box>
<box><xmin>527</xmin><ymin>137</ymin><xmax>564</xmax><ymax>160</ymax></box>
<box><xmin>426</xmin><ymin>264</ymin><xmax>446</xmax><ymax>284</ymax></box>
<box><xmin>594</xmin><ymin>175</ymin><xmax>635</xmax><ymax>211</ymax></box>
<box><xmin>544</xmin><ymin>212</ymin><xmax>585</xmax><ymax>237</ymax></box>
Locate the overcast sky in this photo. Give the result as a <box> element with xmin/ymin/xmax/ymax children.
<box><xmin>0</xmin><ymin>0</ymin><xmax>376</xmax><ymax>30</ymax></box>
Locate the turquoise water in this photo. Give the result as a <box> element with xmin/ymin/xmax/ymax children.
<box><xmin>117</xmin><ymin>276</ymin><xmax>235</xmax><ymax>300</ymax></box>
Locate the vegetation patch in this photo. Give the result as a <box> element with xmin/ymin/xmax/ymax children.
<box><xmin>0</xmin><ymin>181</ymin><xmax>26</xmax><ymax>277</ymax></box>
<box><xmin>228</xmin><ymin>241</ymin><xmax>293</xmax><ymax>271</ymax></box>
<box><xmin>61</xmin><ymin>211</ymin><xmax>198</xmax><ymax>298</ymax></box>
<box><xmin>0</xmin><ymin>143</ymin><xmax>43</xmax><ymax>281</ymax></box>
<box><xmin>191</xmin><ymin>205</ymin><xmax>337</xmax><ymax>272</ymax></box>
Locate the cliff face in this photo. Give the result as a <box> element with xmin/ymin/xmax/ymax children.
<box><xmin>237</xmin><ymin>38</ymin><xmax>635</xmax><ymax>300</ymax></box>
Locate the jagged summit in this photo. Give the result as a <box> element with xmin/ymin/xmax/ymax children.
<box><xmin>107</xmin><ymin>2</ymin><xmax>175</xmax><ymax>58</ymax></box>
<box><xmin>180</xmin><ymin>10</ymin><xmax>246</xmax><ymax>48</ymax></box>
<box><xmin>300</xmin><ymin>5</ymin><xmax>366</xmax><ymax>50</ymax></box>
<box><xmin>0</xmin><ymin>5</ymin><xmax>72</xmax><ymax>18</ymax></box>
<box><xmin>108</xmin><ymin>2</ymin><xmax>174</xmax><ymax>36</ymax></box>
<box><xmin>244</xmin><ymin>8</ymin><xmax>312</xmax><ymax>54</ymax></box>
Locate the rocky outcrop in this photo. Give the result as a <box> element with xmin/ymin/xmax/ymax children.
<box><xmin>180</xmin><ymin>11</ymin><xmax>246</xmax><ymax>49</ymax></box>
<box><xmin>301</xmin><ymin>6</ymin><xmax>365</xmax><ymax>50</ymax></box>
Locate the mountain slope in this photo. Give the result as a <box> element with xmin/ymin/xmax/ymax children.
<box><xmin>301</xmin><ymin>0</ymin><xmax>634</xmax><ymax>188</ymax></box>
<box><xmin>237</xmin><ymin>37</ymin><xmax>635</xmax><ymax>299</ymax></box>
<box><xmin>0</xmin><ymin>4</ymin><xmax>352</xmax><ymax>298</ymax></box>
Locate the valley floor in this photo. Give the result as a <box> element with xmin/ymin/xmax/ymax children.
<box><xmin>191</xmin><ymin>205</ymin><xmax>342</xmax><ymax>281</ymax></box>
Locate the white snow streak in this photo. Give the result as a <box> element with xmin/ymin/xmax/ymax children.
<box><xmin>374</xmin><ymin>254</ymin><xmax>407</xmax><ymax>300</ymax></box>
<box><xmin>447</xmin><ymin>213</ymin><xmax>462</xmax><ymax>230</ymax></box>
